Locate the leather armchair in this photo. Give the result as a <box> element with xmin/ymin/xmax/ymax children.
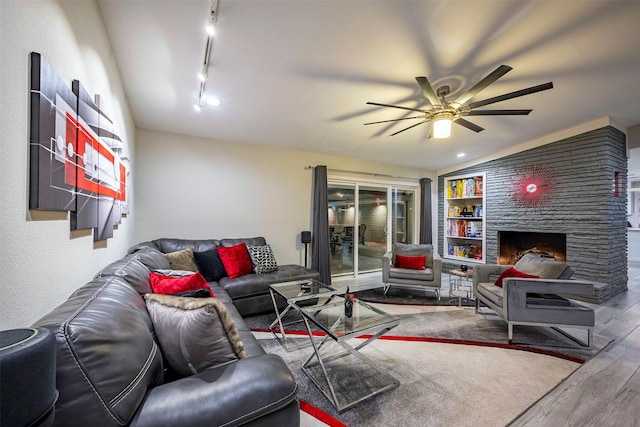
<box><xmin>382</xmin><ymin>243</ymin><xmax>442</xmax><ymax>300</ymax></box>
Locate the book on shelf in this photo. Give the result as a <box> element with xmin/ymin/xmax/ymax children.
<box><xmin>474</xmin><ymin>176</ymin><xmax>483</xmax><ymax>196</ymax></box>
<box><xmin>447</xmin><ymin>176</ymin><xmax>484</xmax><ymax>198</ymax></box>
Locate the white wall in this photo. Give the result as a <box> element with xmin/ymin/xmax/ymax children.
<box><xmin>0</xmin><ymin>0</ymin><xmax>136</xmax><ymax>329</ymax></box>
<box><xmin>135</xmin><ymin>128</ymin><xmax>435</xmax><ymax>265</ymax></box>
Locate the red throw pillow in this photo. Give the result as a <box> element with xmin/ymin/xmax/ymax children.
<box><xmin>494</xmin><ymin>267</ymin><xmax>539</xmax><ymax>288</ymax></box>
<box><xmin>217</xmin><ymin>243</ymin><xmax>253</xmax><ymax>279</ymax></box>
<box><xmin>395</xmin><ymin>254</ymin><xmax>426</xmax><ymax>270</ymax></box>
<box><xmin>149</xmin><ymin>272</ymin><xmax>214</xmax><ymax>297</ymax></box>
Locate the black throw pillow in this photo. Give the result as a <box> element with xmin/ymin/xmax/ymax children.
<box><xmin>171</xmin><ymin>288</ymin><xmax>213</xmax><ymax>298</ymax></box>
<box><xmin>194</xmin><ymin>249</ymin><xmax>227</xmax><ymax>282</ymax></box>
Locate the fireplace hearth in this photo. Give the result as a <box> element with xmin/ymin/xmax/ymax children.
<box><xmin>498</xmin><ymin>231</ymin><xmax>566</xmax><ymax>265</ymax></box>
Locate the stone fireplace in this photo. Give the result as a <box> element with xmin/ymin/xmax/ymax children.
<box><xmin>438</xmin><ymin>126</ymin><xmax>628</xmax><ymax>303</ymax></box>
<box><xmin>497</xmin><ymin>231</ymin><xmax>567</xmax><ymax>265</ymax></box>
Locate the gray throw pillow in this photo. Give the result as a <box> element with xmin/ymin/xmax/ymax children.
<box><xmin>246</xmin><ymin>244</ymin><xmax>278</xmax><ymax>274</ymax></box>
<box><xmin>144</xmin><ymin>294</ymin><xmax>246</xmax><ymax>376</ymax></box>
<box><xmin>514</xmin><ymin>253</ymin><xmax>571</xmax><ymax>279</ymax></box>
<box><xmin>164</xmin><ymin>248</ymin><xmax>198</xmax><ymax>272</ymax></box>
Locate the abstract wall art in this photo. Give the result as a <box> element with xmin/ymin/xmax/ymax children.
<box><xmin>29</xmin><ymin>52</ymin><xmax>129</xmax><ymax>242</ymax></box>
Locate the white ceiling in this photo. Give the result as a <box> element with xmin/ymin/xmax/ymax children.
<box><xmin>97</xmin><ymin>0</ymin><xmax>640</xmax><ymax>171</ymax></box>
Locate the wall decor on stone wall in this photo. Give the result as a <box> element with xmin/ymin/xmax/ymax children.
<box><xmin>29</xmin><ymin>52</ymin><xmax>129</xmax><ymax>242</ymax></box>
<box><xmin>508</xmin><ymin>164</ymin><xmax>556</xmax><ymax>212</ymax></box>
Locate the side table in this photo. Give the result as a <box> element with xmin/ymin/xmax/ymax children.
<box><xmin>449</xmin><ymin>268</ymin><xmax>474</xmax><ymax>306</ymax></box>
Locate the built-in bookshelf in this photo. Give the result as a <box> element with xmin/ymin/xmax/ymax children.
<box><xmin>443</xmin><ymin>172</ymin><xmax>486</xmax><ymax>263</ymax></box>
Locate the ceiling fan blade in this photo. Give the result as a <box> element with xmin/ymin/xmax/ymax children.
<box><xmin>465</xmin><ymin>109</ymin><xmax>532</xmax><ymax>116</ymax></box>
<box><xmin>415</xmin><ymin>77</ymin><xmax>443</xmax><ymax>107</ymax></box>
<box><xmin>454</xmin><ymin>118</ymin><xmax>485</xmax><ymax>133</ymax></box>
<box><xmin>468</xmin><ymin>82</ymin><xmax>554</xmax><ymax>110</ymax></box>
<box><xmin>364</xmin><ymin>116</ymin><xmax>424</xmax><ymax>125</ymax></box>
<box><xmin>390</xmin><ymin>120</ymin><xmax>428</xmax><ymax>136</ymax></box>
<box><xmin>367</xmin><ymin>101</ymin><xmax>427</xmax><ymax>113</ymax></box>
<box><xmin>451</xmin><ymin>65</ymin><xmax>512</xmax><ymax>108</ymax></box>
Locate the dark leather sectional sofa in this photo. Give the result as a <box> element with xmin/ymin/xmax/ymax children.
<box><xmin>33</xmin><ymin>237</ymin><xmax>319</xmax><ymax>427</ymax></box>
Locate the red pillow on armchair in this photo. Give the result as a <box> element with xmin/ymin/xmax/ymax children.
<box><xmin>494</xmin><ymin>267</ymin><xmax>539</xmax><ymax>287</ymax></box>
<box><xmin>394</xmin><ymin>254</ymin><xmax>426</xmax><ymax>270</ymax></box>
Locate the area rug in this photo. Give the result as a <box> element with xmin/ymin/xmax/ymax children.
<box><xmin>246</xmin><ymin>303</ymin><xmax>612</xmax><ymax>426</ymax></box>
<box><xmin>253</xmin><ymin>327</ymin><xmax>580</xmax><ymax>427</ymax></box>
<box><xmin>354</xmin><ymin>286</ymin><xmax>475</xmax><ymax>307</ymax></box>
<box><xmin>245</xmin><ymin>302</ymin><xmax>609</xmax><ymax>363</ymax></box>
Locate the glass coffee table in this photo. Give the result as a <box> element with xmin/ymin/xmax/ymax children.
<box><xmin>298</xmin><ymin>297</ymin><xmax>400</xmax><ymax>412</ymax></box>
<box><xmin>269</xmin><ymin>279</ymin><xmax>337</xmax><ymax>351</ymax></box>
<box><xmin>269</xmin><ymin>278</ymin><xmax>385</xmax><ymax>351</ymax></box>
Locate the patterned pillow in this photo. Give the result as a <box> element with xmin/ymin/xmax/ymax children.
<box><xmin>247</xmin><ymin>244</ymin><xmax>278</xmax><ymax>274</ymax></box>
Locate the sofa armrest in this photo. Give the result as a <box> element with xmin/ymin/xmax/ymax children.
<box><xmin>382</xmin><ymin>251</ymin><xmax>393</xmax><ymax>281</ymax></box>
<box><xmin>504</xmin><ymin>278</ymin><xmax>595</xmax><ymax>317</ymax></box>
<box><xmin>432</xmin><ymin>253</ymin><xmax>442</xmax><ymax>287</ymax></box>
<box><xmin>131</xmin><ymin>354</ymin><xmax>298</xmax><ymax>427</ymax></box>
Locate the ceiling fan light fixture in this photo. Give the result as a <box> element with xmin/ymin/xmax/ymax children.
<box><xmin>433</xmin><ymin>112</ymin><xmax>453</xmax><ymax>138</ymax></box>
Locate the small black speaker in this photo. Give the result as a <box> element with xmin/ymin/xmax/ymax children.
<box><xmin>301</xmin><ymin>231</ymin><xmax>312</xmax><ymax>244</ymax></box>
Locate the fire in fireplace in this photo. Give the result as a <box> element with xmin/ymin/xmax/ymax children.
<box><xmin>497</xmin><ymin>231</ymin><xmax>566</xmax><ymax>265</ymax></box>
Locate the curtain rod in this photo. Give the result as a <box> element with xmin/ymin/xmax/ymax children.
<box><xmin>304</xmin><ymin>165</ymin><xmax>421</xmax><ymax>181</ymax></box>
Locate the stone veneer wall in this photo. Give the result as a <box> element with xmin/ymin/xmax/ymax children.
<box><xmin>438</xmin><ymin>126</ymin><xmax>628</xmax><ymax>302</ymax></box>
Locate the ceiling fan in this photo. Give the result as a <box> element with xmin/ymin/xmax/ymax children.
<box><xmin>364</xmin><ymin>65</ymin><xmax>553</xmax><ymax>138</ymax></box>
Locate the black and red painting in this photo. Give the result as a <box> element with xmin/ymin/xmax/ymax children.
<box><xmin>29</xmin><ymin>52</ymin><xmax>129</xmax><ymax>242</ymax></box>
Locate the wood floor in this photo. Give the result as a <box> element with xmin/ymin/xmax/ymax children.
<box><xmin>510</xmin><ymin>260</ymin><xmax>640</xmax><ymax>426</ymax></box>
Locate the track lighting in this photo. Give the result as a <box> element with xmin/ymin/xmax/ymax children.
<box><xmin>195</xmin><ymin>0</ymin><xmax>221</xmax><ymax>110</ymax></box>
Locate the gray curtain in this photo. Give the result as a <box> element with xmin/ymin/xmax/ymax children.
<box><xmin>311</xmin><ymin>165</ymin><xmax>331</xmax><ymax>285</ymax></box>
<box><xmin>419</xmin><ymin>177</ymin><xmax>433</xmax><ymax>244</ymax></box>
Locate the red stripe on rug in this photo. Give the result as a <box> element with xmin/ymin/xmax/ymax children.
<box><xmin>300</xmin><ymin>399</ymin><xmax>347</xmax><ymax>427</ymax></box>
<box><xmin>251</xmin><ymin>328</ymin><xmax>585</xmax><ymax>364</ymax></box>
<box><xmin>365</xmin><ymin>334</ymin><xmax>586</xmax><ymax>364</ymax></box>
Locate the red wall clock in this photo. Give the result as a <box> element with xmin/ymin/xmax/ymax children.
<box><xmin>509</xmin><ymin>165</ymin><xmax>557</xmax><ymax>211</ymax></box>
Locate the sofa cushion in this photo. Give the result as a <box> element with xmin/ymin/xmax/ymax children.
<box><xmin>514</xmin><ymin>253</ymin><xmax>574</xmax><ymax>279</ymax></box>
<box><xmin>247</xmin><ymin>244</ymin><xmax>279</xmax><ymax>274</ymax></box>
<box><xmin>149</xmin><ymin>271</ymin><xmax>214</xmax><ymax>297</ymax></box>
<box><xmin>33</xmin><ymin>276</ymin><xmax>164</xmax><ymax>427</ymax></box>
<box><xmin>394</xmin><ymin>254</ymin><xmax>426</xmax><ymax>270</ymax></box>
<box><xmin>218</xmin><ymin>243</ymin><xmax>253</xmax><ymax>279</ymax></box>
<box><xmin>144</xmin><ymin>294</ymin><xmax>247</xmax><ymax>377</ymax></box>
<box><xmin>96</xmin><ymin>255</ymin><xmax>153</xmax><ymax>294</ymax></box>
<box><xmin>477</xmin><ymin>282</ymin><xmax>504</xmax><ymax>307</ymax></box>
<box><xmin>133</xmin><ymin>247</ymin><xmax>171</xmax><ymax>270</ymax></box>
<box><xmin>393</xmin><ymin>243</ymin><xmax>434</xmax><ymax>268</ymax></box>
<box><xmin>164</xmin><ymin>248</ymin><xmax>199</xmax><ymax>272</ymax></box>
<box><xmin>389</xmin><ymin>267</ymin><xmax>434</xmax><ymax>281</ymax></box>
<box><xmin>220</xmin><ymin>237</ymin><xmax>267</xmax><ymax>247</ymax></box>
<box><xmin>220</xmin><ymin>264</ymin><xmax>320</xmax><ymax>300</ymax></box>
<box><xmin>153</xmin><ymin>238</ymin><xmax>220</xmax><ymax>254</ymax></box>
<box><xmin>494</xmin><ymin>267</ymin><xmax>539</xmax><ymax>287</ymax></box>
<box><xmin>193</xmin><ymin>248</ymin><xmax>227</xmax><ymax>281</ymax></box>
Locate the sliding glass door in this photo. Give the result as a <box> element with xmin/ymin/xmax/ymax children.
<box><xmin>327</xmin><ymin>184</ymin><xmax>356</xmax><ymax>276</ymax></box>
<box><xmin>328</xmin><ymin>180</ymin><xmax>417</xmax><ymax>277</ymax></box>
<box><xmin>358</xmin><ymin>186</ymin><xmax>388</xmax><ymax>274</ymax></box>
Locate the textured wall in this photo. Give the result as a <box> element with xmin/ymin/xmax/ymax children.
<box><xmin>438</xmin><ymin>126</ymin><xmax>628</xmax><ymax>302</ymax></box>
